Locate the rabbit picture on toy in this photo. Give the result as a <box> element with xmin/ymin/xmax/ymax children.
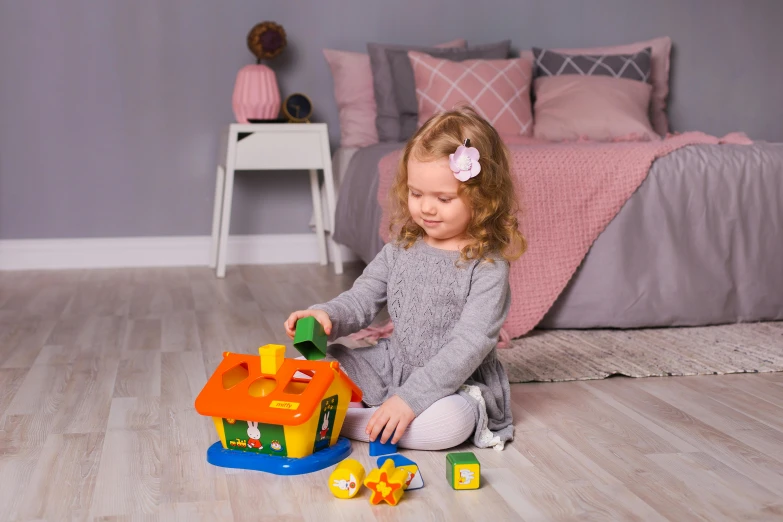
<box><xmin>459</xmin><ymin>468</ymin><xmax>475</xmax><ymax>485</ymax></box>
<box><xmin>246</xmin><ymin>421</ymin><xmax>262</xmax><ymax>450</ymax></box>
<box><xmin>319</xmin><ymin>411</ymin><xmax>330</xmax><ymax>440</ymax></box>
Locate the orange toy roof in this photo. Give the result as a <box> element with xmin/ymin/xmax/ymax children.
<box><xmin>195</xmin><ymin>352</ymin><xmax>362</xmax><ymax>426</ymax></box>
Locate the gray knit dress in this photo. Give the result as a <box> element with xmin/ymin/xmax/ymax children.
<box><xmin>310</xmin><ymin>239</ymin><xmax>514</xmax><ymax>448</ymax></box>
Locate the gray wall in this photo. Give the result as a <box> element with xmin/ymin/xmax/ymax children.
<box><xmin>1</xmin><ymin>0</ymin><xmax>781</xmax><ymax>240</ymax></box>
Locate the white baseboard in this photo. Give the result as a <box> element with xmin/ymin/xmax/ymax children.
<box><xmin>0</xmin><ymin>234</ymin><xmax>358</xmax><ymax>271</ymax></box>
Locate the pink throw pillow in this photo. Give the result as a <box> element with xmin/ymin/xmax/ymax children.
<box><xmin>323</xmin><ymin>49</ymin><xmax>378</xmax><ymax>148</ymax></box>
<box><xmin>521</xmin><ymin>36</ymin><xmax>672</xmax><ymax>136</ymax></box>
<box><xmin>323</xmin><ymin>40</ymin><xmax>466</xmax><ymax>148</ymax></box>
<box><xmin>409</xmin><ymin>52</ymin><xmax>533</xmax><ymax>136</ymax></box>
<box><xmin>533</xmin><ymin>75</ymin><xmax>658</xmax><ymax>142</ymax></box>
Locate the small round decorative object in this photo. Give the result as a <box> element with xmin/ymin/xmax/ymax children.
<box><xmin>282</xmin><ymin>93</ymin><xmax>313</xmax><ymax>123</ymax></box>
<box><xmin>247</xmin><ymin>21</ymin><xmax>287</xmax><ymax>62</ymax></box>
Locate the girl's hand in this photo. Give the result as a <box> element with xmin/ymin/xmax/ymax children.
<box><xmin>366</xmin><ymin>395</ymin><xmax>415</xmax><ymax>444</ymax></box>
<box><xmin>284</xmin><ymin>310</ymin><xmax>332</xmax><ymax>339</ymax></box>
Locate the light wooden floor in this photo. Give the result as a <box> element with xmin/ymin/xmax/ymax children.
<box><xmin>1</xmin><ymin>264</ymin><xmax>782</xmax><ymax>521</ymax></box>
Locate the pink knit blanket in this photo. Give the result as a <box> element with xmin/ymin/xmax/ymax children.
<box><xmin>376</xmin><ymin>132</ymin><xmax>752</xmax><ymax>339</ymax></box>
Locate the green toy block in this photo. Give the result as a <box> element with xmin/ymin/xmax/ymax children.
<box><xmin>293</xmin><ymin>316</ymin><xmax>328</xmax><ymax>360</ymax></box>
<box><xmin>446</xmin><ymin>452</ymin><xmax>480</xmax><ymax>490</ymax></box>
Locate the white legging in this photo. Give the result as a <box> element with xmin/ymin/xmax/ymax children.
<box><xmin>293</xmin><ymin>358</ymin><xmax>475</xmax><ymax>450</ymax></box>
<box><xmin>342</xmin><ymin>395</ymin><xmax>475</xmax><ymax>451</ymax></box>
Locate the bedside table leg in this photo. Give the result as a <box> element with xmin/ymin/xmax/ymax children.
<box><xmin>321</xmin><ymin>145</ymin><xmax>343</xmax><ymax>275</ymax></box>
<box><xmin>309</xmin><ymin>169</ymin><xmax>328</xmax><ymax>266</ymax></box>
<box><xmin>216</xmin><ymin>168</ymin><xmax>235</xmax><ymax>278</ymax></box>
<box><xmin>210</xmin><ymin>165</ymin><xmax>226</xmax><ymax>269</ymax></box>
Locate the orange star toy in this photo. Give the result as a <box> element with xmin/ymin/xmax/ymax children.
<box><xmin>363</xmin><ymin>458</ymin><xmax>409</xmax><ymax>506</ymax></box>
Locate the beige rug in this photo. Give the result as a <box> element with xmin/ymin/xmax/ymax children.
<box><xmin>498</xmin><ymin>321</ymin><xmax>783</xmax><ymax>383</ymax></box>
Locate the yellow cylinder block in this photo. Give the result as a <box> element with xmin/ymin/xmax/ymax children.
<box><xmin>329</xmin><ymin>458</ymin><xmax>366</xmax><ymax>498</ymax></box>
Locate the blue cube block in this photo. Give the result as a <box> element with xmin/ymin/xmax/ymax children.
<box><xmin>369</xmin><ymin>438</ymin><xmax>397</xmax><ymax>457</ymax></box>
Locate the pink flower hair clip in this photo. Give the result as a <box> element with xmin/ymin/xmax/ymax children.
<box><xmin>449</xmin><ymin>139</ymin><xmax>481</xmax><ymax>182</ymax></box>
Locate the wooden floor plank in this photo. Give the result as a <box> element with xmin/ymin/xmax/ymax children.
<box><xmin>157</xmin><ymin>501</ymin><xmax>234</xmax><ymax>522</ymax></box>
<box><xmin>123</xmin><ymin>318</ymin><xmax>163</xmax><ymax>352</ymax></box>
<box><xmin>757</xmin><ymin>372</ymin><xmax>783</xmax><ymax>385</ymax></box>
<box><xmin>0</xmin><ymin>317</ymin><xmax>55</xmax><ymax>368</ymax></box>
<box><xmin>114</xmin><ymin>351</ymin><xmax>161</xmax><ymax>398</ymax></box>
<box><xmin>0</xmin><ymin>263</ymin><xmax>779</xmax><ymax>521</ymax></box>
<box><xmin>511</xmin><ymin>429</ymin><xmax>669</xmax><ymax>521</ymax></box>
<box><xmin>62</xmin><ymin>276</ymin><xmax>133</xmax><ymax>318</ymax></box>
<box><xmin>639</xmin><ymin>378</ymin><xmax>783</xmax><ymax>459</ymax></box>
<box><xmin>107</xmin><ymin>397</ymin><xmax>160</xmax><ymax>432</ymax></box>
<box><xmin>52</xmin><ymin>353</ymin><xmax>120</xmax><ymax>434</ymax></box>
<box><xmin>161</xmin><ymin>311</ymin><xmax>202</xmax><ymax>353</ymax></box>
<box><xmin>579</xmin><ymin>381</ymin><xmax>700</xmax><ymax>453</ymax></box>
<box><xmin>17</xmin><ymin>432</ymin><xmax>105</xmax><ymax>521</ymax></box>
<box><xmin>0</xmin><ymin>368</ymin><xmax>31</xmax><ymax>418</ymax></box>
<box><xmin>0</xmin><ymin>446</ymin><xmax>40</xmax><ymax>522</ymax></box>
<box><xmin>516</xmin><ymin>383</ymin><xmax>737</xmax><ymax>521</ymax></box>
<box><xmin>647</xmin><ymin>451</ymin><xmax>783</xmax><ymax>520</ymax></box>
<box><xmin>225</xmin><ymin>472</ymin><xmax>305</xmax><ymax>522</ymax></box>
<box><xmin>89</xmin><ymin>429</ymin><xmax>160</xmax><ymax>519</ymax></box>
<box><xmin>128</xmin><ymin>271</ymin><xmax>195</xmax><ymax>319</ymax></box>
<box><xmin>516</xmin><ymin>382</ymin><xmax>685</xmax><ymax>455</ymax></box>
<box><xmin>160</xmin><ymin>351</ymin><xmax>228</xmax><ymax>505</ymax></box>
<box><xmin>5</xmin><ymin>363</ymin><xmax>72</xmax><ymax>417</ymax></box>
<box><xmin>0</xmin><ymin>414</ymin><xmax>52</xmax><ymax>453</ymax></box>
<box><xmin>703</xmin><ymin>373</ymin><xmax>783</xmax><ymax>414</ymax></box>
<box><xmin>589</xmin><ymin>378</ymin><xmax>783</xmax><ymax>495</ymax></box>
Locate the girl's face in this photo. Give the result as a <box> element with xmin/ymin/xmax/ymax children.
<box><xmin>407</xmin><ymin>157</ymin><xmax>471</xmax><ymax>249</ymax></box>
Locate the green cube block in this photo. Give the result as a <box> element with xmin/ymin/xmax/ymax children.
<box><xmin>293</xmin><ymin>316</ymin><xmax>327</xmax><ymax>360</ymax></box>
<box><xmin>446</xmin><ymin>452</ymin><xmax>480</xmax><ymax>490</ymax></box>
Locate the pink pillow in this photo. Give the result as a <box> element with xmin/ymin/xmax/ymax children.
<box><xmin>323</xmin><ymin>49</ymin><xmax>378</xmax><ymax>148</ymax></box>
<box><xmin>533</xmin><ymin>75</ymin><xmax>658</xmax><ymax>142</ymax></box>
<box><xmin>409</xmin><ymin>51</ymin><xmax>533</xmax><ymax>136</ymax></box>
<box><xmin>323</xmin><ymin>40</ymin><xmax>466</xmax><ymax>148</ymax></box>
<box><xmin>521</xmin><ymin>36</ymin><xmax>672</xmax><ymax>136</ymax></box>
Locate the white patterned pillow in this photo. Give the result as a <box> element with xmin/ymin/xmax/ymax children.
<box><xmin>408</xmin><ymin>51</ymin><xmax>533</xmax><ymax>136</ymax></box>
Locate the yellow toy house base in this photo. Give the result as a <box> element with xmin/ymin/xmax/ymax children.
<box><xmin>195</xmin><ymin>344</ymin><xmax>362</xmax><ymax>475</ymax></box>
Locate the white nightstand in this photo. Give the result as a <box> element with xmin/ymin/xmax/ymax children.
<box><xmin>209</xmin><ymin>123</ymin><xmax>343</xmax><ymax>277</ymax></box>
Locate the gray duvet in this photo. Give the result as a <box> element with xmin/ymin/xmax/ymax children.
<box><xmin>333</xmin><ymin>142</ymin><xmax>783</xmax><ymax>330</ymax></box>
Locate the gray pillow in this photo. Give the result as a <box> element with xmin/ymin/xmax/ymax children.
<box><xmin>387</xmin><ymin>40</ymin><xmax>512</xmax><ymax>140</ymax></box>
<box><xmin>532</xmin><ymin>47</ymin><xmax>653</xmax><ymax>83</ymax></box>
<box><xmin>367</xmin><ymin>41</ymin><xmax>467</xmax><ymax>143</ymax></box>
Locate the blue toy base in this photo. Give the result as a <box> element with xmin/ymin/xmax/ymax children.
<box><xmin>206</xmin><ymin>437</ymin><xmax>352</xmax><ymax>475</ymax></box>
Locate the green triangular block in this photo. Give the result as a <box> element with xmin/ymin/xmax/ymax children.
<box><xmin>293</xmin><ymin>316</ymin><xmax>327</xmax><ymax>360</ymax></box>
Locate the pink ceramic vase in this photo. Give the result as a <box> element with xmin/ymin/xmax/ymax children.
<box><xmin>232</xmin><ymin>64</ymin><xmax>281</xmax><ymax>122</ymax></box>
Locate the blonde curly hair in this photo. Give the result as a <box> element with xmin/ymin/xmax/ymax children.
<box><xmin>390</xmin><ymin>106</ymin><xmax>526</xmax><ymax>263</ymax></box>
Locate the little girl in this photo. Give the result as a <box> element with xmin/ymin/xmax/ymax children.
<box><xmin>285</xmin><ymin>107</ymin><xmax>525</xmax><ymax>451</ymax></box>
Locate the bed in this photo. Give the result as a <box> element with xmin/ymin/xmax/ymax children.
<box><xmin>330</xmin><ymin>140</ymin><xmax>783</xmax><ymax>332</ymax></box>
<box><xmin>322</xmin><ymin>35</ymin><xmax>783</xmax><ymax>335</ymax></box>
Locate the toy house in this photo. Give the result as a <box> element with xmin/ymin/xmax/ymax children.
<box><xmin>195</xmin><ymin>344</ymin><xmax>362</xmax><ymax>471</ymax></box>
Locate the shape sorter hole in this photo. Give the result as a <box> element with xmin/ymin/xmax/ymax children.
<box><xmin>222</xmin><ymin>362</ymin><xmax>249</xmax><ymax>389</ymax></box>
<box><xmin>283</xmin><ymin>380</ymin><xmax>309</xmax><ymax>395</ymax></box>
<box><xmin>248</xmin><ymin>377</ymin><xmax>277</xmax><ymax>397</ymax></box>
